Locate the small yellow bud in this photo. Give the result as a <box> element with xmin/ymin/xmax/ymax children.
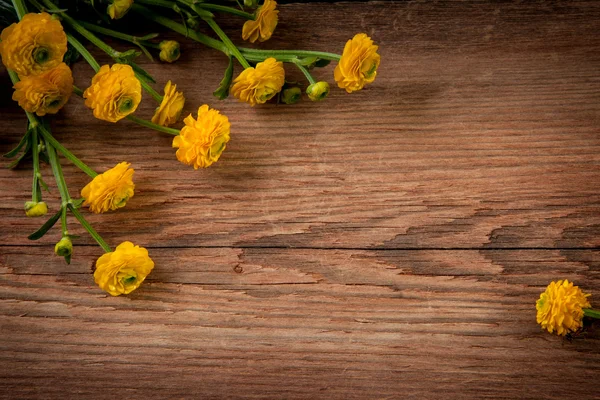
<box><xmin>24</xmin><ymin>201</ymin><xmax>48</xmax><ymax>217</ymax></box>
<box><xmin>281</xmin><ymin>87</ymin><xmax>302</xmax><ymax>104</ymax></box>
<box><xmin>54</xmin><ymin>236</ymin><xmax>73</xmax><ymax>257</ymax></box>
<box><xmin>159</xmin><ymin>40</ymin><xmax>181</xmax><ymax>63</ymax></box>
<box><xmin>107</xmin><ymin>0</ymin><xmax>133</xmax><ymax>20</ymax></box>
<box><xmin>306</xmin><ymin>81</ymin><xmax>330</xmax><ymax>102</ymax></box>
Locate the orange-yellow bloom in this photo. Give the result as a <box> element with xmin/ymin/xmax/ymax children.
<box><xmin>151</xmin><ymin>81</ymin><xmax>185</xmax><ymax>127</ymax></box>
<box><xmin>0</xmin><ymin>12</ymin><xmax>67</xmax><ymax>78</ymax></box>
<box><xmin>107</xmin><ymin>0</ymin><xmax>133</xmax><ymax>19</ymax></box>
<box><xmin>230</xmin><ymin>57</ymin><xmax>284</xmax><ymax>106</ymax></box>
<box><xmin>173</xmin><ymin>105</ymin><xmax>231</xmax><ymax>169</ymax></box>
<box><xmin>536</xmin><ymin>280</ymin><xmax>591</xmax><ymax>336</ymax></box>
<box><xmin>12</xmin><ymin>62</ymin><xmax>73</xmax><ymax>116</ymax></box>
<box><xmin>81</xmin><ymin>162</ymin><xmax>135</xmax><ymax>214</ymax></box>
<box><xmin>83</xmin><ymin>64</ymin><xmax>141</xmax><ymax>123</ymax></box>
<box><xmin>242</xmin><ymin>0</ymin><xmax>278</xmax><ymax>43</ymax></box>
<box><xmin>334</xmin><ymin>33</ymin><xmax>380</xmax><ymax>93</ymax></box>
<box><xmin>94</xmin><ymin>241</ymin><xmax>154</xmax><ymax>296</ymax></box>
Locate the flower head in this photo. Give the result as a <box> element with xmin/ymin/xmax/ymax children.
<box><xmin>334</xmin><ymin>33</ymin><xmax>380</xmax><ymax>93</ymax></box>
<box><xmin>84</xmin><ymin>64</ymin><xmax>141</xmax><ymax>123</ymax></box>
<box><xmin>0</xmin><ymin>12</ymin><xmax>67</xmax><ymax>78</ymax></box>
<box><xmin>159</xmin><ymin>40</ymin><xmax>181</xmax><ymax>63</ymax></box>
<box><xmin>94</xmin><ymin>241</ymin><xmax>154</xmax><ymax>296</ymax></box>
<box><xmin>55</xmin><ymin>236</ymin><xmax>73</xmax><ymax>257</ymax></box>
<box><xmin>230</xmin><ymin>57</ymin><xmax>285</xmax><ymax>106</ymax></box>
<box><xmin>107</xmin><ymin>0</ymin><xmax>133</xmax><ymax>19</ymax></box>
<box><xmin>81</xmin><ymin>162</ymin><xmax>135</xmax><ymax>214</ymax></box>
<box><xmin>173</xmin><ymin>105</ymin><xmax>230</xmax><ymax>169</ymax></box>
<box><xmin>12</xmin><ymin>62</ymin><xmax>73</xmax><ymax>116</ymax></box>
<box><xmin>306</xmin><ymin>81</ymin><xmax>330</xmax><ymax>102</ymax></box>
<box><xmin>536</xmin><ymin>280</ymin><xmax>591</xmax><ymax>336</ymax></box>
<box><xmin>281</xmin><ymin>86</ymin><xmax>301</xmax><ymax>104</ymax></box>
<box><xmin>242</xmin><ymin>0</ymin><xmax>279</xmax><ymax>43</ymax></box>
<box><xmin>152</xmin><ymin>81</ymin><xmax>185</xmax><ymax>127</ymax></box>
<box><xmin>24</xmin><ymin>201</ymin><xmax>48</xmax><ymax>217</ymax></box>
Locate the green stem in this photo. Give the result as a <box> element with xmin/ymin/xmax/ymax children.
<box><xmin>45</xmin><ymin>140</ymin><xmax>71</xmax><ymax>206</ymax></box>
<box><xmin>193</xmin><ymin>3</ymin><xmax>254</xmax><ymax>19</ymax></box>
<box><xmin>127</xmin><ymin>115</ymin><xmax>180</xmax><ymax>135</ymax></box>
<box><xmin>69</xmin><ymin>206</ymin><xmax>112</xmax><ymax>253</ymax></box>
<box><xmin>132</xmin><ymin>4</ymin><xmax>227</xmax><ymax>52</ymax></box>
<box><xmin>583</xmin><ymin>308</ymin><xmax>600</xmax><ymax>319</ymax></box>
<box><xmin>140</xmin><ymin>79</ymin><xmax>163</xmax><ymax>103</ymax></box>
<box><xmin>11</xmin><ymin>0</ymin><xmax>27</xmax><ymax>19</ymax></box>
<box><xmin>78</xmin><ymin>21</ymin><xmax>144</xmax><ymax>44</ymax></box>
<box><xmin>66</xmin><ymin>33</ymin><xmax>100</xmax><ymax>72</ymax></box>
<box><xmin>72</xmin><ymin>85</ymin><xmax>84</xmax><ymax>97</ymax></box>
<box><xmin>31</xmin><ymin>128</ymin><xmax>42</xmax><ymax>202</ymax></box>
<box><xmin>202</xmin><ymin>17</ymin><xmax>250</xmax><ymax>68</ymax></box>
<box><xmin>60</xmin><ymin>206</ymin><xmax>68</xmax><ymax>236</ymax></box>
<box><xmin>38</xmin><ymin>125</ymin><xmax>98</xmax><ymax>178</ymax></box>
<box><xmin>293</xmin><ymin>61</ymin><xmax>316</xmax><ymax>85</ymax></box>
<box><xmin>240</xmin><ymin>48</ymin><xmax>342</xmax><ymax>62</ymax></box>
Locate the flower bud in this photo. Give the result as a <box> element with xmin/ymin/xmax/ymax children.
<box><xmin>159</xmin><ymin>40</ymin><xmax>181</xmax><ymax>63</ymax></box>
<box><xmin>24</xmin><ymin>201</ymin><xmax>48</xmax><ymax>217</ymax></box>
<box><xmin>107</xmin><ymin>0</ymin><xmax>133</xmax><ymax>20</ymax></box>
<box><xmin>54</xmin><ymin>236</ymin><xmax>73</xmax><ymax>257</ymax></box>
<box><xmin>244</xmin><ymin>0</ymin><xmax>258</xmax><ymax>7</ymax></box>
<box><xmin>281</xmin><ymin>87</ymin><xmax>302</xmax><ymax>104</ymax></box>
<box><xmin>306</xmin><ymin>81</ymin><xmax>330</xmax><ymax>102</ymax></box>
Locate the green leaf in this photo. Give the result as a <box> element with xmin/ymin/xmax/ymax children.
<box><xmin>39</xmin><ymin>176</ymin><xmax>50</xmax><ymax>192</ymax></box>
<box><xmin>213</xmin><ymin>56</ymin><xmax>234</xmax><ymax>100</ymax></box>
<box><xmin>71</xmin><ymin>198</ymin><xmax>85</xmax><ymax>208</ymax></box>
<box><xmin>4</xmin><ymin>129</ymin><xmax>31</xmax><ymax>158</ymax></box>
<box><xmin>28</xmin><ymin>209</ymin><xmax>62</xmax><ymax>240</ymax></box>
<box><xmin>129</xmin><ymin>61</ymin><xmax>156</xmax><ymax>84</ymax></box>
<box><xmin>7</xmin><ymin>139</ymin><xmax>32</xmax><ymax>169</ymax></box>
<box><xmin>64</xmin><ymin>253</ymin><xmax>72</xmax><ymax>265</ymax></box>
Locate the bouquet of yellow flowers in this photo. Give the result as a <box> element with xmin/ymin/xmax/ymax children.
<box><xmin>1</xmin><ymin>0</ymin><xmax>380</xmax><ymax>296</ymax></box>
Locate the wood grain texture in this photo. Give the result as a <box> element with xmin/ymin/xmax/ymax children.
<box><xmin>1</xmin><ymin>0</ymin><xmax>600</xmax><ymax>398</ymax></box>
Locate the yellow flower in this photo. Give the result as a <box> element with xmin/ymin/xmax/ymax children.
<box><xmin>83</xmin><ymin>64</ymin><xmax>141</xmax><ymax>123</ymax></box>
<box><xmin>334</xmin><ymin>33</ymin><xmax>380</xmax><ymax>93</ymax></box>
<box><xmin>306</xmin><ymin>81</ymin><xmax>330</xmax><ymax>102</ymax></box>
<box><xmin>81</xmin><ymin>162</ymin><xmax>135</xmax><ymax>214</ymax></box>
<box><xmin>0</xmin><ymin>12</ymin><xmax>67</xmax><ymax>78</ymax></box>
<box><xmin>536</xmin><ymin>280</ymin><xmax>591</xmax><ymax>336</ymax></box>
<box><xmin>24</xmin><ymin>201</ymin><xmax>48</xmax><ymax>217</ymax></box>
<box><xmin>94</xmin><ymin>241</ymin><xmax>154</xmax><ymax>296</ymax></box>
<box><xmin>12</xmin><ymin>62</ymin><xmax>73</xmax><ymax>116</ymax></box>
<box><xmin>242</xmin><ymin>0</ymin><xmax>279</xmax><ymax>43</ymax></box>
<box><xmin>107</xmin><ymin>0</ymin><xmax>133</xmax><ymax>20</ymax></box>
<box><xmin>152</xmin><ymin>81</ymin><xmax>185</xmax><ymax>127</ymax></box>
<box><xmin>230</xmin><ymin>57</ymin><xmax>284</xmax><ymax>106</ymax></box>
<box><xmin>173</xmin><ymin>105</ymin><xmax>231</xmax><ymax>169</ymax></box>
<box><xmin>159</xmin><ymin>40</ymin><xmax>181</xmax><ymax>63</ymax></box>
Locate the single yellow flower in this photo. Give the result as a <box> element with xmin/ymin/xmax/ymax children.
<box><xmin>94</xmin><ymin>241</ymin><xmax>154</xmax><ymax>296</ymax></box>
<box><xmin>306</xmin><ymin>81</ymin><xmax>330</xmax><ymax>102</ymax></box>
<box><xmin>173</xmin><ymin>105</ymin><xmax>231</xmax><ymax>169</ymax></box>
<box><xmin>536</xmin><ymin>280</ymin><xmax>591</xmax><ymax>336</ymax></box>
<box><xmin>81</xmin><ymin>162</ymin><xmax>135</xmax><ymax>214</ymax></box>
<box><xmin>12</xmin><ymin>62</ymin><xmax>73</xmax><ymax>116</ymax></box>
<box><xmin>230</xmin><ymin>57</ymin><xmax>285</xmax><ymax>106</ymax></box>
<box><xmin>107</xmin><ymin>0</ymin><xmax>133</xmax><ymax>19</ymax></box>
<box><xmin>24</xmin><ymin>201</ymin><xmax>48</xmax><ymax>217</ymax></box>
<box><xmin>0</xmin><ymin>12</ymin><xmax>67</xmax><ymax>78</ymax></box>
<box><xmin>334</xmin><ymin>33</ymin><xmax>380</xmax><ymax>93</ymax></box>
<box><xmin>242</xmin><ymin>0</ymin><xmax>279</xmax><ymax>43</ymax></box>
<box><xmin>83</xmin><ymin>64</ymin><xmax>141</xmax><ymax>123</ymax></box>
<box><xmin>151</xmin><ymin>81</ymin><xmax>185</xmax><ymax>127</ymax></box>
<box><xmin>159</xmin><ymin>40</ymin><xmax>181</xmax><ymax>63</ymax></box>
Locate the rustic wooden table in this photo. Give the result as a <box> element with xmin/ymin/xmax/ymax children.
<box><xmin>1</xmin><ymin>1</ymin><xmax>599</xmax><ymax>398</ymax></box>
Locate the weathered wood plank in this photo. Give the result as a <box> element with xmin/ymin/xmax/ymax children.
<box><xmin>0</xmin><ymin>247</ymin><xmax>599</xmax><ymax>399</ymax></box>
<box><xmin>1</xmin><ymin>1</ymin><xmax>600</xmax><ymax>249</ymax></box>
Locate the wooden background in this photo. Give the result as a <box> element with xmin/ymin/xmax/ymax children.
<box><xmin>1</xmin><ymin>1</ymin><xmax>600</xmax><ymax>398</ymax></box>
